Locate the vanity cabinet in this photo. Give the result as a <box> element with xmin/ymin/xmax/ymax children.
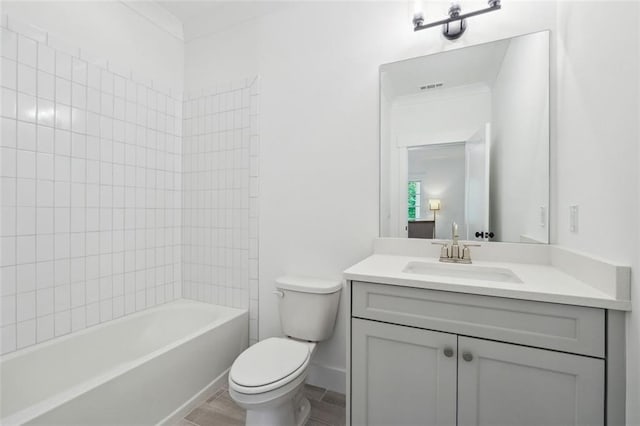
<box><xmin>349</xmin><ymin>281</ymin><xmax>609</xmax><ymax>426</ymax></box>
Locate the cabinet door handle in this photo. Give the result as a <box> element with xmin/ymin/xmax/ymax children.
<box><xmin>462</xmin><ymin>351</ymin><xmax>473</xmax><ymax>362</ymax></box>
<box><xmin>443</xmin><ymin>347</ymin><xmax>454</xmax><ymax>358</ymax></box>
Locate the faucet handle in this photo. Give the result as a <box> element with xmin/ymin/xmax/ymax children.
<box><xmin>431</xmin><ymin>241</ymin><xmax>450</xmax><ymax>259</ymax></box>
<box><xmin>461</xmin><ymin>243</ymin><xmax>481</xmax><ymax>262</ymax></box>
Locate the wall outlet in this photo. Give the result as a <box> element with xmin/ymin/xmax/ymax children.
<box><xmin>539</xmin><ymin>206</ymin><xmax>546</xmax><ymax>228</ymax></box>
<box><xmin>569</xmin><ymin>205</ymin><xmax>579</xmax><ymax>233</ymax></box>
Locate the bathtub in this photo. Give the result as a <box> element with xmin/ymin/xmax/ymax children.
<box><xmin>1</xmin><ymin>299</ymin><xmax>248</xmax><ymax>425</ymax></box>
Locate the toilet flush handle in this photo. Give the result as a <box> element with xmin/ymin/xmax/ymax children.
<box><xmin>272</xmin><ymin>290</ymin><xmax>285</xmax><ymax>298</ymax></box>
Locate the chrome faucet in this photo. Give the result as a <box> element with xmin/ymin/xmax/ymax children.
<box><xmin>432</xmin><ymin>222</ymin><xmax>480</xmax><ymax>264</ymax></box>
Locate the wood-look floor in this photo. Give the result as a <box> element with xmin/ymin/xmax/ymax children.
<box><xmin>177</xmin><ymin>384</ymin><xmax>346</xmax><ymax>426</ymax></box>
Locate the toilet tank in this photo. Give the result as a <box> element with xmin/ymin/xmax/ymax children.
<box><xmin>275</xmin><ymin>276</ymin><xmax>342</xmax><ymax>342</ymax></box>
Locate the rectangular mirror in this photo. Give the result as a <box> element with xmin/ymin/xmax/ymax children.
<box><xmin>380</xmin><ymin>31</ymin><xmax>549</xmax><ymax>243</ymax></box>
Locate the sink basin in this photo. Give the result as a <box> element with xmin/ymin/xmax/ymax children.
<box><xmin>402</xmin><ymin>261</ymin><xmax>523</xmax><ymax>283</ymax></box>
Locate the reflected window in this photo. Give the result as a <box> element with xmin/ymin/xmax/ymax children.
<box><xmin>408</xmin><ymin>181</ymin><xmax>421</xmax><ymax>220</ymax></box>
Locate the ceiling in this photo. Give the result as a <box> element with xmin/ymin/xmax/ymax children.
<box><xmin>382</xmin><ymin>38</ymin><xmax>511</xmax><ymax>99</ymax></box>
<box><xmin>154</xmin><ymin>0</ymin><xmax>291</xmax><ymax>41</ymax></box>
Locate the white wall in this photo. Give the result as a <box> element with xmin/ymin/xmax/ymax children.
<box><xmin>391</xmin><ymin>85</ymin><xmax>491</xmax><ymax>147</ymax></box>
<box><xmin>0</xmin><ymin>1</ymin><xmax>184</xmax><ymax>93</ymax></box>
<box><xmin>491</xmin><ymin>31</ymin><xmax>549</xmax><ymax>243</ymax></box>
<box><xmin>184</xmin><ymin>0</ymin><xmax>639</xmax><ymax>406</ymax></box>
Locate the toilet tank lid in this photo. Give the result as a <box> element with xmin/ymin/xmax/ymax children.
<box><xmin>276</xmin><ymin>276</ymin><xmax>342</xmax><ymax>294</ymax></box>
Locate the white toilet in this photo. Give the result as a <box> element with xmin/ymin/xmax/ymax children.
<box><xmin>228</xmin><ymin>276</ymin><xmax>342</xmax><ymax>426</ymax></box>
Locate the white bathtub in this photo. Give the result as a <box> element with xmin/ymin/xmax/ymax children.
<box><xmin>0</xmin><ymin>299</ymin><xmax>248</xmax><ymax>425</ymax></box>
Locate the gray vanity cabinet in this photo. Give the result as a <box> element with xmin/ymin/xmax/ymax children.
<box><xmin>349</xmin><ymin>281</ymin><xmax>609</xmax><ymax>426</ymax></box>
<box><xmin>457</xmin><ymin>337</ymin><xmax>604</xmax><ymax>426</ymax></box>
<box><xmin>351</xmin><ymin>318</ymin><xmax>457</xmax><ymax>426</ymax></box>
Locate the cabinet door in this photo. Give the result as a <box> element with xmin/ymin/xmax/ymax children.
<box><xmin>351</xmin><ymin>318</ymin><xmax>457</xmax><ymax>426</ymax></box>
<box><xmin>458</xmin><ymin>337</ymin><xmax>604</xmax><ymax>426</ymax></box>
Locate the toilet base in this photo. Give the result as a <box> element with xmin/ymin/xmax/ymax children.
<box><xmin>230</xmin><ymin>379</ymin><xmax>311</xmax><ymax>426</ymax></box>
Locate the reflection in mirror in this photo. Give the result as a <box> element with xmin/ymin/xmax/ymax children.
<box><xmin>380</xmin><ymin>31</ymin><xmax>549</xmax><ymax>243</ymax></box>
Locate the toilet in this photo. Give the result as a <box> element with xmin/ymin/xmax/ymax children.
<box><xmin>228</xmin><ymin>276</ymin><xmax>342</xmax><ymax>426</ymax></box>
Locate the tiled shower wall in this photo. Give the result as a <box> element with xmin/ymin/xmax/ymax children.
<box><xmin>181</xmin><ymin>79</ymin><xmax>260</xmax><ymax>344</ymax></box>
<box><xmin>0</xmin><ymin>20</ymin><xmax>183</xmax><ymax>354</ymax></box>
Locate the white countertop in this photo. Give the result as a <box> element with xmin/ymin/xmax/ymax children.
<box><xmin>343</xmin><ymin>254</ymin><xmax>632</xmax><ymax>311</ymax></box>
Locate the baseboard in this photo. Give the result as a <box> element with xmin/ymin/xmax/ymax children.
<box><xmin>158</xmin><ymin>368</ymin><xmax>230</xmax><ymax>426</ymax></box>
<box><xmin>307</xmin><ymin>363</ymin><xmax>346</xmax><ymax>394</ymax></box>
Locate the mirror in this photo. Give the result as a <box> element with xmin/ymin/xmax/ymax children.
<box><xmin>380</xmin><ymin>31</ymin><xmax>549</xmax><ymax>243</ymax></box>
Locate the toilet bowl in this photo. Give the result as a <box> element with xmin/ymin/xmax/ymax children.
<box><xmin>228</xmin><ymin>276</ymin><xmax>342</xmax><ymax>426</ymax></box>
<box><xmin>229</xmin><ymin>337</ymin><xmax>316</xmax><ymax>426</ymax></box>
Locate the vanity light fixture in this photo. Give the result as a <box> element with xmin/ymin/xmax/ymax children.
<box><xmin>413</xmin><ymin>0</ymin><xmax>501</xmax><ymax>40</ymax></box>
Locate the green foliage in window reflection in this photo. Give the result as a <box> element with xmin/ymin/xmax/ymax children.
<box><xmin>408</xmin><ymin>181</ymin><xmax>418</xmax><ymax>220</ymax></box>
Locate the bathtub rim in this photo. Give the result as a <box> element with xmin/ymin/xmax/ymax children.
<box><xmin>1</xmin><ymin>299</ymin><xmax>248</xmax><ymax>425</ymax></box>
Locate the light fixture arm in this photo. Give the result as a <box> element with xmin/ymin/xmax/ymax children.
<box><xmin>413</xmin><ymin>0</ymin><xmax>501</xmax><ymax>37</ymax></box>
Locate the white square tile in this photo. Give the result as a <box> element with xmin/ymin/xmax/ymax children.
<box><xmin>37</xmin><ymin>44</ymin><xmax>55</xmax><ymax>74</ymax></box>
<box><xmin>37</xmin><ymin>98</ymin><xmax>55</xmax><ymax>127</ymax></box>
<box><xmin>36</xmin><ymin>287</ymin><xmax>54</xmax><ymax>315</ymax></box>
<box><xmin>16</xmin><ymin>206</ymin><xmax>35</xmax><ymax>235</ymax></box>
<box><xmin>71</xmin><ymin>82</ymin><xmax>87</xmax><ymax>109</ymax></box>
<box><xmin>0</xmin><ymin>147</ymin><xmax>16</xmax><ymax>177</ymax></box>
<box><xmin>17</xmin><ymin>64</ymin><xmax>36</xmax><ymax>96</ymax></box>
<box><xmin>35</xmin><ymin>261</ymin><xmax>53</xmax><ymax>290</ymax></box>
<box><xmin>54</xmin><ymin>284</ymin><xmax>70</xmax><ymax>312</ymax></box>
<box><xmin>36</xmin><ymin>180</ymin><xmax>54</xmax><ymax>206</ymax></box>
<box><xmin>36</xmin><ymin>234</ymin><xmax>54</xmax><ymax>262</ymax></box>
<box><xmin>70</xmin><ymin>157</ymin><xmax>85</xmax><ymax>183</ymax></box>
<box><xmin>37</xmin><ymin>125</ymin><xmax>54</xmax><ymax>153</ymax></box>
<box><xmin>2</xmin><ymin>58</ymin><xmax>17</xmax><ymax>90</ymax></box>
<box><xmin>54</xmin><ymin>208</ymin><xmax>70</xmax><ymax>234</ymax></box>
<box><xmin>55</xmin><ymin>181</ymin><xmax>71</xmax><ymax>207</ymax></box>
<box><xmin>1</xmin><ymin>88</ymin><xmax>17</xmax><ymax>119</ymax></box>
<box><xmin>71</xmin><ymin>133</ymin><xmax>86</xmax><ymax>158</ymax></box>
<box><xmin>70</xmin><ymin>207</ymin><xmax>86</xmax><ymax>233</ymax></box>
<box><xmin>36</xmin><ymin>314</ymin><xmax>54</xmax><ymax>342</ymax></box>
<box><xmin>16</xmin><ymin>178</ymin><xmax>36</xmax><ymax>206</ymax></box>
<box><xmin>54</xmin><ymin>103</ymin><xmax>71</xmax><ymax>130</ymax></box>
<box><xmin>16</xmin><ymin>319</ymin><xmax>36</xmax><ymax>348</ymax></box>
<box><xmin>87</xmin><ymin>87</ymin><xmax>100</xmax><ymax>113</ymax></box>
<box><xmin>37</xmin><ymin>207</ymin><xmax>54</xmax><ymax>234</ymax></box>
<box><xmin>86</xmin><ymin>301</ymin><xmax>99</xmax><ymax>326</ymax></box>
<box><xmin>54</xmin><ymin>232</ymin><xmax>71</xmax><ymax>261</ymax></box>
<box><xmin>16</xmin><ymin>150</ymin><xmax>35</xmax><ymax>179</ymax></box>
<box><xmin>71</xmin><ymin>108</ymin><xmax>86</xmax><ymax>134</ymax></box>
<box><xmin>54</xmin><ymin>310</ymin><xmax>71</xmax><ymax>336</ymax></box>
<box><xmin>54</xmin><ymin>258</ymin><xmax>70</xmax><ymax>286</ymax></box>
<box><xmin>1</xmin><ymin>117</ymin><xmax>17</xmax><ymax>148</ymax></box>
<box><xmin>0</xmin><ymin>206</ymin><xmax>16</xmax><ymax>237</ymax></box>
<box><xmin>16</xmin><ymin>291</ymin><xmax>35</xmax><ymax>321</ymax></box>
<box><xmin>16</xmin><ymin>262</ymin><xmax>36</xmax><ymax>294</ymax></box>
<box><xmin>56</xmin><ymin>77</ymin><xmax>72</xmax><ymax>105</ymax></box>
<box><xmin>54</xmin><ymin>155</ymin><xmax>70</xmax><ymax>181</ymax></box>
<box><xmin>0</xmin><ymin>236</ymin><xmax>16</xmax><ymax>267</ymax></box>
<box><xmin>71</xmin><ymin>306</ymin><xmax>86</xmax><ymax>331</ymax></box>
<box><xmin>16</xmin><ymin>121</ymin><xmax>36</xmax><ymax>151</ymax></box>
<box><xmin>1</xmin><ymin>295</ymin><xmax>16</xmax><ymax>326</ymax></box>
<box><xmin>37</xmin><ymin>149</ymin><xmax>54</xmax><ymax>176</ymax></box>
<box><xmin>55</xmin><ymin>129</ymin><xmax>71</xmax><ymax>156</ymax></box>
<box><xmin>17</xmin><ymin>92</ymin><xmax>36</xmax><ymax>122</ymax></box>
<box><xmin>37</xmin><ymin>70</ymin><xmax>55</xmax><ymax>101</ymax></box>
<box><xmin>17</xmin><ymin>35</ymin><xmax>37</xmax><ymax>67</ymax></box>
<box><xmin>0</xmin><ymin>324</ymin><xmax>16</xmax><ymax>354</ymax></box>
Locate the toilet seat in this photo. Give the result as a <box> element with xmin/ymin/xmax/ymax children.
<box><xmin>229</xmin><ymin>337</ymin><xmax>312</xmax><ymax>395</ymax></box>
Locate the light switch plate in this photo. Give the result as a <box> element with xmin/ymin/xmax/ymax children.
<box><xmin>569</xmin><ymin>205</ymin><xmax>579</xmax><ymax>233</ymax></box>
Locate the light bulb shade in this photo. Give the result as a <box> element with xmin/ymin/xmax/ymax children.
<box><xmin>428</xmin><ymin>199</ymin><xmax>441</xmax><ymax>211</ymax></box>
